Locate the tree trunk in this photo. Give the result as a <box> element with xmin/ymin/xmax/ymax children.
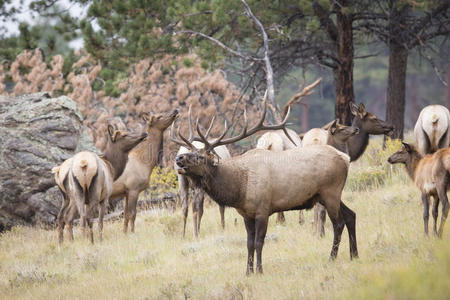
<box><xmin>333</xmin><ymin>4</ymin><xmax>354</xmax><ymax>126</ymax></box>
<box><xmin>386</xmin><ymin>43</ymin><xmax>408</xmax><ymax>140</ymax></box>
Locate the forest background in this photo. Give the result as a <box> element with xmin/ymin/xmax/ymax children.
<box><xmin>0</xmin><ymin>0</ymin><xmax>448</xmax><ymax>154</ymax></box>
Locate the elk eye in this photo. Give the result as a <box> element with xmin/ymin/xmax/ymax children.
<box><xmin>157</xmin><ymin>116</ymin><xmax>162</xmax><ymax>119</ymax></box>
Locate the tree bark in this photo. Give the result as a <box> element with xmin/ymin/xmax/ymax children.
<box><xmin>334</xmin><ymin>5</ymin><xmax>354</xmax><ymax>126</ymax></box>
<box><xmin>386</xmin><ymin>42</ymin><xmax>408</xmax><ymax>140</ymax></box>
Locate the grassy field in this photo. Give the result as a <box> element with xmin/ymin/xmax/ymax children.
<box><xmin>1</xmin><ymin>138</ymin><xmax>449</xmax><ymax>299</ymax></box>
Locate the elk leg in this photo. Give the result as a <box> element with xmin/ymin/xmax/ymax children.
<box><xmin>192</xmin><ymin>188</ymin><xmax>203</xmax><ymax>238</ymax></box>
<box><xmin>324</xmin><ymin>197</ymin><xmax>345</xmax><ymax>260</ymax></box>
<box><xmin>65</xmin><ymin>204</ymin><xmax>77</xmax><ymax>242</ymax></box>
<box><xmin>127</xmin><ymin>190</ymin><xmax>140</xmax><ymax>233</ymax></box>
<box><xmin>255</xmin><ymin>217</ymin><xmax>268</xmax><ymax>274</ymax></box>
<box><xmin>314</xmin><ymin>203</ymin><xmax>326</xmax><ymax>237</ymax></box>
<box><xmin>436</xmin><ymin>182</ymin><xmax>449</xmax><ymax>238</ymax></box>
<box><xmin>197</xmin><ymin>189</ymin><xmax>205</xmax><ymax>235</ymax></box>
<box><xmin>219</xmin><ymin>205</ymin><xmax>225</xmax><ymax>230</ymax></box>
<box><xmin>432</xmin><ymin>195</ymin><xmax>440</xmax><ymax>236</ymax></box>
<box><xmin>123</xmin><ymin>193</ymin><xmax>129</xmax><ymax>233</ymax></box>
<box><xmin>298</xmin><ymin>211</ymin><xmax>304</xmax><ymax>225</ymax></box>
<box><xmin>341</xmin><ymin>203</ymin><xmax>358</xmax><ymax>259</ymax></box>
<box><xmin>179</xmin><ymin>176</ymin><xmax>189</xmax><ymax>238</ymax></box>
<box><xmin>244</xmin><ymin>217</ymin><xmax>256</xmax><ymax>275</ymax></box>
<box><xmin>98</xmin><ymin>199</ymin><xmax>106</xmax><ymax>242</ymax></box>
<box><xmin>57</xmin><ymin>193</ymin><xmax>70</xmax><ymax>244</ymax></box>
<box><xmin>421</xmin><ymin>193</ymin><xmax>430</xmax><ymax>235</ymax></box>
<box><xmin>86</xmin><ymin>213</ymin><xmax>94</xmax><ymax>244</ymax></box>
<box><xmin>276</xmin><ymin>212</ymin><xmax>285</xmax><ymax>224</ymax></box>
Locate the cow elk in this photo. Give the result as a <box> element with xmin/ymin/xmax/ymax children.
<box><xmin>52</xmin><ymin>125</ymin><xmax>147</xmax><ymax>244</ymax></box>
<box><xmin>111</xmin><ymin>109</ymin><xmax>179</xmax><ymax>233</ymax></box>
<box><xmin>306</xmin><ymin>102</ymin><xmax>393</xmax><ymax>237</ymax></box>
<box><xmin>414</xmin><ymin>105</ymin><xmax>450</xmax><ymax>156</ymax></box>
<box><xmin>388</xmin><ymin>143</ymin><xmax>450</xmax><ymax>237</ymax></box>
<box><xmin>172</xmin><ymin>102</ymin><xmax>358</xmax><ymax>274</ymax></box>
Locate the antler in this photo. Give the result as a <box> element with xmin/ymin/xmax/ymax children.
<box><xmin>197</xmin><ymin>97</ymin><xmax>293</xmax><ymax>152</ymax></box>
<box><xmin>169</xmin><ymin>105</ymin><xmax>196</xmax><ymax>150</ymax></box>
<box><xmin>171</xmin><ymin>93</ymin><xmax>294</xmax><ymax>153</ymax></box>
<box><xmin>281</xmin><ymin>77</ymin><xmax>322</xmax><ymax>118</ymax></box>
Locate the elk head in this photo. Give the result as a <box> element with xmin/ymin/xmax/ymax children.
<box><xmin>171</xmin><ymin>99</ymin><xmax>292</xmax><ymax>177</ymax></box>
<box><xmin>104</xmin><ymin>124</ymin><xmax>148</xmax><ymax>179</ymax></box>
<box><xmin>142</xmin><ymin>109</ymin><xmax>179</xmax><ymax>131</ymax></box>
<box><xmin>329</xmin><ymin>119</ymin><xmax>359</xmax><ymax>143</ymax></box>
<box><xmin>387</xmin><ymin>142</ymin><xmax>420</xmax><ymax>165</ymax></box>
<box><xmin>350</xmin><ymin>103</ymin><xmax>393</xmax><ymax>136</ymax></box>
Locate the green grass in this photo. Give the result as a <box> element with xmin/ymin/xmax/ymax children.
<box><xmin>0</xmin><ymin>138</ymin><xmax>449</xmax><ymax>299</ymax></box>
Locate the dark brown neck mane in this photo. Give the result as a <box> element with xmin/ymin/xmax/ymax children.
<box><xmin>190</xmin><ymin>163</ymin><xmax>246</xmax><ymax>209</ymax></box>
<box><xmin>347</xmin><ymin>118</ymin><xmax>370</xmax><ymax>161</ymax></box>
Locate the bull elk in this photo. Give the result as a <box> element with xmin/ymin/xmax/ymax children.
<box><xmin>388</xmin><ymin>143</ymin><xmax>450</xmax><ymax>237</ymax></box>
<box><xmin>52</xmin><ymin>125</ymin><xmax>147</xmax><ymax>244</ymax></box>
<box><xmin>111</xmin><ymin>109</ymin><xmax>179</xmax><ymax>233</ymax></box>
<box><xmin>172</xmin><ymin>102</ymin><xmax>358</xmax><ymax>274</ymax></box>
<box><xmin>414</xmin><ymin>105</ymin><xmax>450</xmax><ymax>156</ymax></box>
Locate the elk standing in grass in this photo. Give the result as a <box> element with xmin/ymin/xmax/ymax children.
<box><xmin>173</xmin><ymin>103</ymin><xmax>358</xmax><ymax>274</ymax></box>
<box><xmin>414</xmin><ymin>105</ymin><xmax>450</xmax><ymax>156</ymax></box>
<box><xmin>111</xmin><ymin>109</ymin><xmax>179</xmax><ymax>233</ymax></box>
<box><xmin>172</xmin><ymin>106</ymin><xmax>231</xmax><ymax>237</ymax></box>
<box><xmin>52</xmin><ymin>125</ymin><xmax>147</xmax><ymax>244</ymax></box>
<box><xmin>388</xmin><ymin>143</ymin><xmax>450</xmax><ymax>237</ymax></box>
<box><xmin>305</xmin><ymin>102</ymin><xmax>393</xmax><ymax>237</ymax></box>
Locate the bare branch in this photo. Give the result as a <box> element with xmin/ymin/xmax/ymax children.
<box><xmin>176</xmin><ymin>30</ymin><xmax>263</xmax><ymax>62</ymax></box>
<box><xmin>240</xmin><ymin>0</ymin><xmax>281</xmax><ymax>122</ymax></box>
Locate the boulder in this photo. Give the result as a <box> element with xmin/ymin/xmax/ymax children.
<box><xmin>0</xmin><ymin>93</ymin><xmax>97</xmax><ymax>231</ymax></box>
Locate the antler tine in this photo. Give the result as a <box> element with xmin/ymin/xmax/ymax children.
<box><xmin>187</xmin><ymin>104</ymin><xmax>194</xmax><ymax>141</ymax></box>
<box><xmin>170</xmin><ymin>121</ymin><xmax>195</xmax><ymax>149</ymax></box>
<box><xmin>195</xmin><ymin>118</ymin><xmax>213</xmax><ymax>150</ymax></box>
<box><xmin>204</xmin><ymin>115</ymin><xmax>216</xmax><ymax>139</ymax></box>
<box><xmin>177</xmin><ymin>125</ymin><xmax>197</xmax><ymax>150</ymax></box>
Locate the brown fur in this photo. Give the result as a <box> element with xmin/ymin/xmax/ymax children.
<box><xmin>388</xmin><ymin>143</ymin><xmax>450</xmax><ymax>237</ymax></box>
<box><xmin>55</xmin><ymin>125</ymin><xmax>147</xmax><ymax>244</ymax></box>
<box><xmin>176</xmin><ymin>145</ymin><xmax>358</xmax><ymax>274</ymax></box>
<box><xmin>111</xmin><ymin>109</ymin><xmax>179</xmax><ymax>233</ymax></box>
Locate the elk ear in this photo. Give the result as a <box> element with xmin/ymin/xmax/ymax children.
<box><xmin>142</xmin><ymin>112</ymin><xmax>153</xmax><ymax>123</ymax></box>
<box><xmin>402</xmin><ymin>142</ymin><xmax>412</xmax><ymax>152</ymax></box>
<box><xmin>349</xmin><ymin>102</ymin><xmax>359</xmax><ymax>116</ymax></box>
<box><xmin>107</xmin><ymin>125</ymin><xmax>116</xmax><ymax>142</ymax></box>
<box><xmin>358</xmin><ymin>103</ymin><xmax>367</xmax><ymax>116</ymax></box>
<box><xmin>330</xmin><ymin>119</ymin><xmax>338</xmax><ymax>135</ymax></box>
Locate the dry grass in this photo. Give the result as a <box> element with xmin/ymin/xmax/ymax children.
<box><xmin>1</xmin><ymin>138</ymin><xmax>449</xmax><ymax>299</ymax></box>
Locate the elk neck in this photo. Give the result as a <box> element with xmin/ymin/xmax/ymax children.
<box><xmin>134</xmin><ymin>126</ymin><xmax>164</xmax><ymax>168</ymax></box>
<box><xmin>404</xmin><ymin>151</ymin><xmax>423</xmax><ymax>182</ymax></box>
<box><xmin>327</xmin><ymin>135</ymin><xmax>349</xmax><ymax>154</ymax></box>
<box><xmin>103</xmin><ymin>145</ymin><xmax>127</xmax><ymax>180</ymax></box>
<box><xmin>194</xmin><ymin>162</ymin><xmax>246</xmax><ymax>209</ymax></box>
<box><xmin>347</xmin><ymin>119</ymin><xmax>369</xmax><ymax>161</ymax></box>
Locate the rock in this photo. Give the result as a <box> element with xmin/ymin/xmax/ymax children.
<box><xmin>0</xmin><ymin>93</ymin><xmax>97</xmax><ymax>231</ymax></box>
